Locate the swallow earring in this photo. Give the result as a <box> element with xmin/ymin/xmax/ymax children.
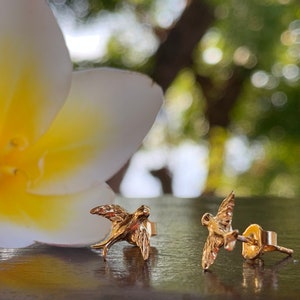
<box><xmin>90</xmin><ymin>204</ymin><xmax>156</xmax><ymax>261</ymax></box>
<box><xmin>201</xmin><ymin>191</ymin><xmax>239</xmax><ymax>270</ymax></box>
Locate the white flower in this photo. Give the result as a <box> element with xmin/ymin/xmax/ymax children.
<box><xmin>0</xmin><ymin>0</ymin><xmax>163</xmax><ymax>248</ymax></box>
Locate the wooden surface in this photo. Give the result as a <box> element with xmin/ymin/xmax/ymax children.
<box><xmin>0</xmin><ymin>195</ymin><xmax>299</xmax><ymax>299</ymax></box>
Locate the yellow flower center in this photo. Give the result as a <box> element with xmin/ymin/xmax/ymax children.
<box><xmin>0</xmin><ymin>136</ymin><xmax>29</xmax><ymax>177</ymax></box>
<box><xmin>0</xmin><ymin>136</ymin><xmax>63</xmax><ymax>230</ymax></box>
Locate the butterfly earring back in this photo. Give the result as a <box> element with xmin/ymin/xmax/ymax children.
<box><xmin>239</xmin><ymin>224</ymin><xmax>293</xmax><ymax>260</ymax></box>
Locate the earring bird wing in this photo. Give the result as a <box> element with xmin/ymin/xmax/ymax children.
<box><xmin>202</xmin><ymin>234</ymin><xmax>224</xmax><ymax>270</ymax></box>
<box><xmin>215</xmin><ymin>191</ymin><xmax>235</xmax><ymax>231</ymax></box>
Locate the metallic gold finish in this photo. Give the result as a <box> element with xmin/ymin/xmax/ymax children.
<box><xmin>240</xmin><ymin>224</ymin><xmax>294</xmax><ymax>260</ymax></box>
<box><xmin>90</xmin><ymin>204</ymin><xmax>155</xmax><ymax>261</ymax></box>
<box><xmin>201</xmin><ymin>191</ymin><xmax>239</xmax><ymax>270</ymax></box>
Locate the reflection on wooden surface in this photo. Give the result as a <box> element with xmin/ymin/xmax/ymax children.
<box><xmin>0</xmin><ymin>196</ymin><xmax>299</xmax><ymax>299</ymax></box>
<box><xmin>99</xmin><ymin>246</ymin><xmax>158</xmax><ymax>287</ymax></box>
<box><xmin>0</xmin><ymin>247</ymin><xmax>101</xmax><ymax>292</ymax></box>
<box><xmin>242</xmin><ymin>256</ymin><xmax>294</xmax><ymax>293</ymax></box>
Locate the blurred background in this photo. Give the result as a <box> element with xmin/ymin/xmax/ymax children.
<box><xmin>49</xmin><ymin>0</ymin><xmax>300</xmax><ymax>198</ymax></box>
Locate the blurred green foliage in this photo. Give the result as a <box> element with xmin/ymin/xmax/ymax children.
<box><xmin>50</xmin><ymin>0</ymin><xmax>300</xmax><ymax>197</ymax></box>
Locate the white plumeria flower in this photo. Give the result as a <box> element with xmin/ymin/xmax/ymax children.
<box><xmin>0</xmin><ymin>1</ymin><xmax>163</xmax><ymax>248</ymax></box>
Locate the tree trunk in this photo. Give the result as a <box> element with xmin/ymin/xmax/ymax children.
<box><xmin>197</xmin><ymin>68</ymin><xmax>250</xmax><ymax>194</ymax></box>
<box><xmin>151</xmin><ymin>0</ymin><xmax>214</xmax><ymax>90</ymax></box>
<box><xmin>109</xmin><ymin>0</ymin><xmax>214</xmax><ymax>194</ymax></box>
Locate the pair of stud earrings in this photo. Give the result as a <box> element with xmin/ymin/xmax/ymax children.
<box><xmin>89</xmin><ymin>192</ymin><xmax>293</xmax><ymax>270</ymax></box>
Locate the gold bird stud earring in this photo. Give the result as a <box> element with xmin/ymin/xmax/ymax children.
<box><xmin>201</xmin><ymin>191</ymin><xmax>239</xmax><ymax>270</ymax></box>
<box><xmin>90</xmin><ymin>204</ymin><xmax>156</xmax><ymax>261</ymax></box>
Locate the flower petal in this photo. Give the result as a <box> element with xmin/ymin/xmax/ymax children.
<box><xmin>0</xmin><ymin>0</ymin><xmax>71</xmax><ymax>147</ymax></box>
<box><xmin>25</xmin><ymin>68</ymin><xmax>163</xmax><ymax>195</ymax></box>
<box><xmin>36</xmin><ymin>183</ymin><xmax>115</xmax><ymax>247</ymax></box>
<box><xmin>0</xmin><ymin>172</ymin><xmax>114</xmax><ymax>248</ymax></box>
